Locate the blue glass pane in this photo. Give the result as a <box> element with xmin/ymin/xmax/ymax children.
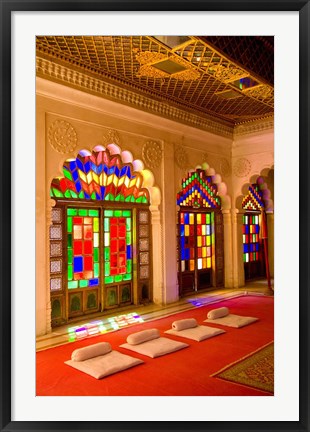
<box><xmin>89</xmin><ymin>278</ymin><xmax>99</xmax><ymax>286</ymax></box>
<box><xmin>185</xmin><ymin>249</ymin><xmax>190</xmax><ymax>260</ymax></box>
<box><xmin>126</xmin><ymin>245</ymin><xmax>132</xmax><ymax>259</ymax></box>
<box><xmin>72</xmin><ymin>170</ymin><xmax>79</xmax><ymax>181</ymax></box>
<box><xmin>76</xmin><ymin>158</ymin><xmax>84</xmax><ymax>171</ymax></box>
<box><xmin>180</xmin><ymin>225</ymin><xmax>184</xmax><ymax>236</ymax></box>
<box><xmin>184</xmin><ymin>213</ymin><xmax>189</xmax><ymax>224</ymax></box>
<box><xmin>84</xmin><ymin>161</ymin><xmax>91</xmax><ymax>173</ymax></box>
<box><xmin>74</xmin><ymin>257</ymin><xmax>83</xmax><ymax>272</ymax></box>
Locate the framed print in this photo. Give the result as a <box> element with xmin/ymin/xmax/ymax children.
<box><xmin>1</xmin><ymin>1</ymin><xmax>309</xmax><ymax>431</ymax></box>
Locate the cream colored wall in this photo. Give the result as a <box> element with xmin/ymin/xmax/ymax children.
<box><xmin>36</xmin><ymin>76</ymin><xmax>274</xmax><ymax>336</ymax></box>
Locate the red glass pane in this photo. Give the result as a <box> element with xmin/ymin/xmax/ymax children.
<box><xmin>190</xmin><ymin>225</ymin><xmax>195</xmax><ymax>236</ymax></box>
<box><xmin>201</xmin><ymin>214</ymin><xmax>206</xmax><ymax>224</ymax></box>
<box><xmin>119</xmin><ymin>217</ymin><xmax>126</xmax><ymax>224</ymax></box>
<box><xmin>73</xmin><ymin>217</ymin><xmax>83</xmax><ymax>225</ymax></box>
<box><xmin>84</xmin><ymin>256</ymin><xmax>93</xmax><ymax>271</ymax></box>
<box><xmin>119</xmin><ymin>267</ymin><xmax>126</xmax><ymax>274</ymax></box>
<box><xmin>84</xmin><ymin>241</ymin><xmax>93</xmax><ymax>254</ymax></box>
<box><xmin>119</xmin><ymin>239</ymin><xmax>126</xmax><ymax>252</ymax></box>
<box><xmin>197</xmin><ymin>225</ymin><xmax>202</xmax><ymax>235</ymax></box>
<box><xmin>119</xmin><ymin>225</ymin><xmax>126</xmax><ymax>237</ymax></box>
<box><xmin>180</xmin><ymin>213</ymin><xmax>184</xmax><ymax>224</ymax></box>
<box><xmin>118</xmin><ymin>254</ymin><xmax>126</xmax><ymax>267</ymax></box>
<box><xmin>110</xmin><ymin>268</ymin><xmax>118</xmax><ymax>275</ymax></box>
<box><xmin>84</xmin><ymin>225</ymin><xmax>93</xmax><ymax>239</ymax></box>
<box><xmin>74</xmin><ymin>272</ymin><xmax>84</xmax><ymax>280</ymax></box>
<box><xmin>110</xmin><ymin>254</ymin><xmax>118</xmax><ymax>267</ymax></box>
<box><xmin>197</xmin><ymin>248</ymin><xmax>202</xmax><ymax>258</ymax></box>
<box><xmin>110</xmin><ymin>239</ymin><xmax>118</xmax><ymax>253</ymax></box>
<box><xmin>190</xmin><ymin>249</ymin><xmax>195</xmax><ymax>259</ymax></box>
<box><xmin>73</xmin><ymin>241</ymin><xmax>83</xmax><ymax>255</ymax></box>
<box><xmin>110</xmin><ymin>225</ymin><xmax>118</xmax><ymax>237</ymax></box>
<box><xmin>110</xmin><ymin>218</ymin><xmax>117</xmax><ymax>225</ymax></box>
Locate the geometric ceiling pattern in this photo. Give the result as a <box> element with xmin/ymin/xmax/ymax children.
<box><xmin>36</xmin><ymin>35</ymin><xmax>274</xmax><ymax>126</ymax></box>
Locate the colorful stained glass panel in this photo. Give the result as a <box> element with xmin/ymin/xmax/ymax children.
<box><xmin>67</xmin><ymin>209</ymin><xmax>100</xmax><ymax>289</ymax></box>
<box><xmin>242</xmin><ymin>213</ymin><xmax>260</xmax><ymax>262</ymax></box>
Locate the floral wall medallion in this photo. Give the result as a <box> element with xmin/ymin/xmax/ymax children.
<box><xmin>102</xmin><ymin>129</ymin><xmax>121</xmax><ymax>146</ymax></box>
<box><xmin>175</xmin><ymin>145</ymin><xmax>189</xmax><ymax>169</ymax></box>
<box><xmin>233</xmin><ymin>158</ymin><xmax>251</xmax><ymax>178</ymax></box>
<box><xmin>48</xmin><ymin>120</ymin><xmax>78</xmax><ymax>154</ymax></box>
<box><xmin>142</xmin><ymin>140</ymin><xmax>162</xmax><ymax>168</ymax></box>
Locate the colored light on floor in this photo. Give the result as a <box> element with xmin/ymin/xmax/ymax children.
<box><xmin>67</xmin><ymin>313</ymin><xmax>144</xmax><ymax>341</ymax></box>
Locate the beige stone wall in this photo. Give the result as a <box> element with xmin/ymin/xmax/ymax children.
<box><xmin>36</xmin><ymin>77</ymin><xmax>274</xmax><ymax>336</ymax></box>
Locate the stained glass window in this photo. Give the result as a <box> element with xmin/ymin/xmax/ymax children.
<box><xmin>177</xmin><ymin>169</ymin><xmax>221</xmax><ymax>209</ymax></box>
<box><xmin>242</xmin><ymin>214</ymin><xmax>260</xmax><ymax>263</ymax></box>
<box><xmin>50</xmin><ymin>148</ymin><xmax>149</xmax><ymax>204</ymax></box>
<box><xmin>67</xmin><ymin>208</ymin><xmax>100</xmax><ymax>289</ymax></box>
<box><xmin>103</xmin><ymin>209</ymin><xmax>132</xmax><ymax>285</ymax></box>
<box><xmin>179</xmin><ymin>212</ymin><xmax>214</xmax><ymax>272</ymax></box>
<box><xmin>242</xmin><ymin>183</ymin><xmax>264</xmax><ymax>264</ymax></box>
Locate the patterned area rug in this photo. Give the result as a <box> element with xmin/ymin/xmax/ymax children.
<box><xmin>212</xmin><ymin>342</ymin><xmax>274</xmax><ymax>394</ymax></box>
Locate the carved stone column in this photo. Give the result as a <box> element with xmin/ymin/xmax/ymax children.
<box><xmin>150</xmin><ymin>205</ymin><xmax>164</xmax><ymax>305</ymax></box>
<box><xmin>222</xmin><ymin>210</ymin><xmax>234</xmax><ymax>288</ymax></box>
<box><xmin>266</xmin><ymin>212</ymin><xmax>274</xmax><ymax>279</ymax></box>
<box><xmin>231</xmin><ymin>209</ymin><xmax>245</xmax><ymax>288</ymax></box>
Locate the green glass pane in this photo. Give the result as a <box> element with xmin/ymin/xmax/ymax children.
<box><xmin>93</xmin><ymin>218</ymin><xmax>99</xmax><ymax>232</ymax></box>
<box><xmin>67</xmin><ymin>209</ymin><xmax>78</xmax><ymax>216</ymax></box>
<box><xmin>79</xmin><ymin>280</ymin><xmax>88</xmax><ymax>288</ymax></box>
<box><xmin>68</xmin><ymin>249</ymin><xmax>73</xmax><ymax>264</ymax></box>
<box><xmin>78</xmin><ymin>209</ymin><xmax>87</xmax><ymax>216</ymax></box>
<box><xmin>68</xmin><ymin>265</ymin><xmax>73</xmax><ymax>280</ymax></box>
<box><xmin>105</xmin><ymin>262</ymin><xmax>110</xmax><ymax>276</ymax></box>
<box><xmin>126</xmin><ymin>259</ymin><xmax>132</xmax><ymax>273</ymax></box>
<box><xmin>104</xmin><ymin>210</ymin><xmax>113</xmax><ymax>217</ymax></box>
<box><xmin>105</xmin><ymin>193</ymin><xmax>115</xmax><ymax>201</ymax></box>
<box><xmin>49</xmin><ymin>189</ymin><xmax>53</xmax><ymax>197</ymax></box>
<box><xmin>63</xmin><ymin>169</ymin><xmax>73</xmax><ymax>181</ymax></box>
<box><xmin>53</xmin><ymin>189</ymin><xmax>64</xmax><ymax>198</ymax></box>
<box><xmin>115</xmin><ymin>275</ymin><xmax>123</xmax><ymax>282</ymax></box>
<box><xmin>123</xmin><ymin>210</ymin><xmax>131</xmax><ymax>217</ymax></box>
<box><xmin>94</xmin><ymin>263</ymin><xmax>99</xmax><ymax>278</ymax></box>
<box><xmin>104</xmin><ymin>247</ymin><xmax>110</xmax><ymax>261</ymax></box>
<box><xmin>115</xmin><ymin>195</ymin><xmax>125</xmax><ymax>202</ymax></box>
<box><xmin>79</xmin><ymin>191</ymin><xmax>85</xmax><ymax>199</ymax></box>
<box><xmin>114</xmin><ymin>210</ymin><xmax>122</xmax><ymax>217</ymax></box>
<box><xmin>68</xmin><ymin>281</ymin><xmax>78</xmax><ymax>289</ymax></box>
<box><xmin>126</xmin><ymin>232</ymin><xmax>132</xmax><ymax>245</ymax></box>
<box><xmin>64</xmin><ymin>190</ymin><xmax>71</xmax><ymax>198</ymax></box>
<box><xmin>94</xmin><ymin>248</ymin><xmax>99</xmax><ymax>263</ymax></box>
<box><xmin>206</xmin><ymin>214</ymin><xmax>211</xmax><ymax>224</ymax></box>
<box><xmin>141</xmin><ymin>196</ymin><xmax>148</xmax><ymax>204</ymax></box>
<box><xmin>105</xmin><ymin>276</ymin><xmax>114</xmax><ymax>284</ymax></box>
<box><xmin>71</xmin><ymin>191</ymin><xmax>78</xmax><ymax>199</ymax></box>
<box><xmin>67</xmin><ymin>217</ymin><xmax>72</xmax><ymax>233</ymax></box>
<box><xmin>125</xmin><ymin>196</ymin><xmax>132</xmax><ymax>202</ymax></box>
<box><xmin>126</xmin><ymin>218</ymin><xmax>131</xmax><ymax>231</ymax></box>
<box><xmin>89</xmin><ymin>209</ymin><xmax>99</xmax><ymax>216</ymax></box>
<box><xmin>211</xmin><ymin>212</ymin><xmax>214</xmax><ymax>222</ymax></box>
<box><xmin>67</xmin><ymin>234</ymin><xmax>72</xmax><ymax>248</ymax></box>
<box><xmin>104</xmin><ymin>218</ymin><xmax>110</xmax><ymax>232</ymax></box>
<box><xmin>91</xmin><ymin>192</ymin><xmax>97</xmax><ymax>200</ymax></box>
<box><xmin>123</xmin><ymin>274</ymin><xmax>132</xmax><ymax>281</ymax></box>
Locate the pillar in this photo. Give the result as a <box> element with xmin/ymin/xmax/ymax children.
<box><xmin>222</xmin><ymin>210</ymin><xmax>234</xmax><ymax>288</ymax></box>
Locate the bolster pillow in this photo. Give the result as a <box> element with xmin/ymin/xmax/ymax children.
<box><xmin>126</xmin><ymin>328</ymin><xmax>160</xmax><ymax>345</ymax></box>
<box><xmin>71</xmin><ymin>342</ymin><xmax>112</xmax><ymax>362</ymax></box>
<box><xmin>207</xmin><ymin>307</ymin><xmax>229</xmax><ymax>320</ymax></box>
<box><xmin>172</xmin><ymin>318</ymin><xmax>198</xmax><ymax>331</ymax></box>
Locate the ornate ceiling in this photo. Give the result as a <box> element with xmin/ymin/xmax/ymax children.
<box><xmin>36</xmin><ymin>35</ymin><xmax>274</xmax><ymax>133</ymax></box>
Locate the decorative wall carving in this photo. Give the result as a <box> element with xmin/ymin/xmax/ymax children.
<box><xmin>234</xmin><ymin>117</ymin><xmax>274</xmax><ymax>137</ymax></box>
<box><xmin>142</xmin><ymin>140</ymin><xmax>162</xmax><ymax>168</ymax></box>
<box><xmin>102</xmin><ymin>129</ymin><xmax>121</xmax><ymax>146</ymax></box>
<box><xmin>233</xmin><ymin>158</ymin><xmax>251</xmax><ymax>178</ymax></box>
<box><xmin>175</xmin><ymin>145</ymin><xmax>189</xmax><ymax>169</ymax></box>
<box><xmin>48</xmin><ymin>120</ymin><xmax>78</xmax><ymax>154</ymax></box>
<box><xmin>219</xmin><ymin>158</ymin><xmax>231</xmax><ymax>177</ymax></box>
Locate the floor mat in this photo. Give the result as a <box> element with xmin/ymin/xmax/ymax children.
<box><xmin>211</xmin><ymin>342</ymin><xmax>274</xmax><ymax>394</ymax></box>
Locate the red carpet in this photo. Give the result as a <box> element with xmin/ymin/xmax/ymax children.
<box><xmin>36</xmin><ymin>295</ymin><xmax>274</xmax><ymax>396</ymax></box>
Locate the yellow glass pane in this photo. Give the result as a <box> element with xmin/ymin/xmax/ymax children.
<box><xmin>206</xmin><ymin>236</ymin><xmax>211</xmax><ymax>246</ymax></box>
<box><xmin>189</xmin><ymin>213</ymin><xmax>194</xmax><ymax>224</ymax></box>
<box><xmin>202</xmin><ymin>225</ymin><xmax>206</xmax><ymax>235</ymax></box>
<box><xmin>202</xmin><ymin>258</ymin><xmax>207</xmax><ymax>269</ymax></box>
<box><xmin>202</xmin><ymin>247</ymin><xmax>207</xmax><ymax>257</ymax></box>
<box><xmin>197</xmin><ymin>213</ymin><xmax>201</xmax><ymax>224</ymax></box>
<box><xmin>207</xmin><ymin>257</ymin><xmax>211</xmax><ymax>268</ymax></box>
<box><xmin>190</xmin><ymin>260</ymin><xmax>195</xmax><ymax>271</ymax></box>
<box><xmin>86</xmin><ymin>172</ymin><xmax>92</xmax><ymax>184</ymax></box>
<box><xmin>197</xmin><ymin>236</ymin><xmax>202</xmax><ymax>247</ymax></box>
<box><xmin>185</xmin><ymin>225</ymin><xmax>189</xmax><ymax>236</ymax></box>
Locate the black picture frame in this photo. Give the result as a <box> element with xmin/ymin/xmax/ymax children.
<box><xmin>1</xmin><ymin>1</ymin><xmax>309</xmax><ymax>431</ymax></box>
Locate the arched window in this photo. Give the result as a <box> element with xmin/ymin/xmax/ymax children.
<box><xmin>176</xmin><ymin>169</ymin><xmax>224</xmax><ymax>296</ymax></box>
<box><xmin>49</xmin><ymin>147</ymin><xmax>152</xmax><ymax>327</ymax></box>
<box><xmin>242</xmin><ymin>183</ymin><xmax>265</xmax><ymax>280</ymax></box>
